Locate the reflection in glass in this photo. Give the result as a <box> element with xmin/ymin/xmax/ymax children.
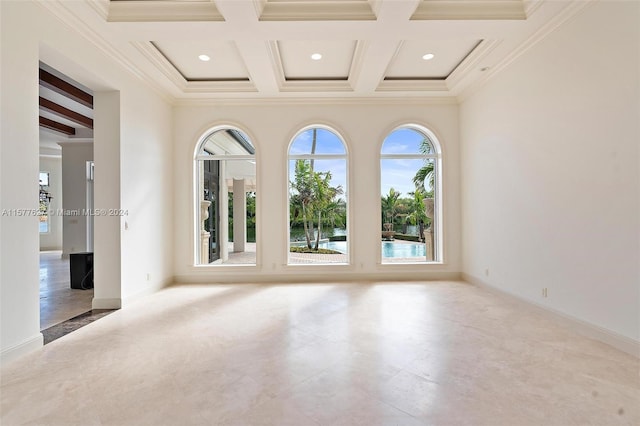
<box><xmin>196</xmin><ymin>129</ymin><xmax>257</xmax><ymax>265</ymax></box>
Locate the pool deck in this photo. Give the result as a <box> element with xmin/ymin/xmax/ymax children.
<box><xmin>222</xmin><ymin>240</ymin><xmax>431</xmax><ymax>265</ymax></box>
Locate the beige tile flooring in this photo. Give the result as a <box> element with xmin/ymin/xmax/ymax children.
<box><xmin>2</xmin><ymin>281</ymin><xmax>639</xmax><ymax>425</ymax></box>
<box><xmin>40</xmin><ymin>251</ymin><xmax>93</xmax><ymax>330</ymax></box>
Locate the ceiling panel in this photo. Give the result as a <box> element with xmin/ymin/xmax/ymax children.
<box><xmin>277</xmin><ymin>40</ymin><xmax>356</xmax><ymax>80</ymax></box>
<box><xmin>40</xmin><ymin>0</ymin><xmax>575</xmax><ymax>98</ymax></box>
<box><xmin>385</xmin><ymin>39</ymin><xmax>481</xmax><ymax>80</ymax></box>
<box><xmin>260</xmin><ymin>0</ymin><xmax>375</xmax><ymax>21</ymax></box>
<box><xmin>153</xmin><ymin>41</ymin><xmax>250</xmax><ymax>81</ymax></box>
<box><xmin>411</xmin><ymin>0</ymin><xmax>527</xmax><ymax>20</ymax></box>
<box><xmin>108</xmin><ymin>0</ymin><xmax>224</xmax><ymax>22</ymax></box>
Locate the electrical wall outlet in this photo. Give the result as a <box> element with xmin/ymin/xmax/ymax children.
<box><xmin>485</xmin><ymin>268</ymin><xmax>489</xmax><ymax>277</ymax></box>
<box><xmin>542</xmin><ymin>288</ymin><xmax>548</xmax><ymax>298</ymax></box>
<box><xmin>146</xmin><ymin>273</ymin><xmax>150</xmax><ymax>281</ymax></box>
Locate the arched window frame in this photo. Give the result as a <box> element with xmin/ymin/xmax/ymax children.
<box><xmin>379</xmin><ymin>124</ymin><xmax>443</xmax><ymax>264</ymax></box>
<box><xmin>193</xmin><ymin>125</ymin><xmax>258</xmax><ymax>267</ymax></box>
<box><xmin>286</xmin><ymin>124</ymin><xmax>350</xmax><ymax>265</ymax></box>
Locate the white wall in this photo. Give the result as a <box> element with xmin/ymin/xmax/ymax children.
<box><xmin>59</xmin><ymin>142</ymin><xmax>93</xmax><ymax>257</ymax></box>
<box><xmin>0</xmin><ymin>1</ymin><xmax>173</xmax><ymax>362</ymax></box>
<box><xmin>1</xmin><ymin>1</ymin><xmax>42</xmax><ymax>362</ymax></box>
<box><xmin>39</xmin><ymin>156</ymin><xmax>63</xmax><ymax>251</ymax></box>
<box><xmin>174</xmin><ymin>102</ymin><xmax>462</xmax><ymax>282</ymax></box>
<box><xmin>460</xmin><ymin>1</ymin><xmax>639</xmax><ymax>346</ymax></box>
<box><xmin>118</xmin><ymin>86</ymin><xmax>173</xmax><ymax>302</ymax></box>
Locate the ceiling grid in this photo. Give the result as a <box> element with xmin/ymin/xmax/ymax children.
<box><xmin>35</xmin><ymin>0</ymin><xmax>586</xmax><ymax>102</ymax></box>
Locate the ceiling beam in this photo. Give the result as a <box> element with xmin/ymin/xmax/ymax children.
<box><xmin>411</xmin><ymin>0</ymin><xmax>527</xmax><ymax>20</ymax></box>
<box><xmin>39</xmin><ymin>97</ymin><xmax>93</xmax><ymax>129</ymax></box>
<box><xmin>108</xmin><ymin>0</ymin><xmax>224</xmax><ymax>22</ymax></box>
<box><xmin>39</xmin><ymin>116</ymin><xmax>76</xmax><ymax>136</ymax></box>
<box><xmin>39</xmin><ymin>69</ymin><xmax>93</xmax><ymax>109</ymax></box>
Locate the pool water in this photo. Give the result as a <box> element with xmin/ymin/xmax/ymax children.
<box><xmin>317</xmin><ymin>241</ymin><xmax>426</xmax><ymax>258</ymax></box>
<box><xmin>381</xmin><ymin>241</ymin><xmax>426</xmax><ymax>258</ymax></box>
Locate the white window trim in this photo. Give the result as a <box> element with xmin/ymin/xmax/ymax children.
<box><xmin>379</xmin><ymin>127</ymin><xmax>443</xmax><ymax>265</ymax></box>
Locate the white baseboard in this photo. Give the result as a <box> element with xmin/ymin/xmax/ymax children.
<box><xmin>122</xmin><ymin>277</ymin><xmax>173</xmax><ymax>306</ymax></box>
<box><xmin>173</xmin><ymin>271</ymin><xmax>462</xmax><ymax>285</ymax></box>
<box><xmin>92</xmin><ymin>297</ymin><xmax>122</xmax><ymax>310</ymax></box>
<box><xmin>462</xmin><ymin>273</ymin><xmax>640</xmax><ymax>358</ymax></box>
<box><xmin>1</xmin><ymin>333</ymin><xmax>43</xmax><ymax>366</ymax></box>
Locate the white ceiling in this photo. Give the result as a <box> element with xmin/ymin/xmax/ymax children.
<box><xmin>384</xmin><ymin>39</ymin><xmax>481</xmax><ymax>79</ymax></box>
<box><xmin>37</xmin><ymin>0</ymin><xmax>586</xmax><ymax>101</ymax></box>
<box><xmin>153</xmin><ymin>40</ymin><xmax>250</xmax><ymax>81</ymax></box>
<box><xmin>277</xmin><ymin>40</ymin><xmax>357</xmax><ymax>80</ymax></box>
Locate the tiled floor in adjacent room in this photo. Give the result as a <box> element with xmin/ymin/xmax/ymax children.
<box><xmin>39</xmin><ymin>251</ymin><xmax>94</xmax><ymax>330</ymax></box>
<box><xmin>2</xmin><ymin>281</ymin><xmax>638</xmax><ymax>425</ymax></box>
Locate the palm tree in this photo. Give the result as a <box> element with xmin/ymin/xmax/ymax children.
<box><xmin>412</xmin><ymin>137</ymin><xmax>435</xmax><ymax>194</ymax></box>
<box><xmin>311</xmin><ymin>170</ymin><xmax>343</xmax><ymax>249</ymax></box>
<box><xmin>406</xmin><ymin>191</ymin><xmax>430</xmax><ymax>242</ymax></box>
<box><xmin>381</xmin><ymin>187</ymin><xmax>401</xmax><ymax>229</ymax></box>
<box><xmin>290</xmin><ymin>159</ymin><xmax>343</xmax><ymax>250</ymax></box>
<box><xmin>291</xmin><ymin>160</ymin><xmax>315</xmax><ymax>248</ymax></box>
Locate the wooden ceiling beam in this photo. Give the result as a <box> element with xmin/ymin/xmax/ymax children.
<box><xmin>39</xmin><ymin>116</ymin><xmax>76</xmax><ymax>136</ymax></box>
<box><xmin>39</xmin><ymin>97</ymin><xmax>93</xmax><ymax>129</ymax></box>
<box><xmin>39</xmin><ymin>69</ymin><xmax>93</xmax><ymax>108</ymax></box>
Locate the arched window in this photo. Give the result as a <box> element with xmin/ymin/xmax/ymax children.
<box><xmin>195</xmin><ymin>128</ymin><xmax>257</xmax><ymax>265</ymax></box>
<box><xmin>380</xmin><ymin>127</ymin><xmax>441</xmax><ymax>263</ymax></box>
<box><xmin>288</xmin><ymin>127</ymin><xmax>348</xmax><ymax>265</ymax></box>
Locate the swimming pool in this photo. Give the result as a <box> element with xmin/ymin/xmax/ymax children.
<box><xmin>315</xmin><ymin>241</ymin><xmax>426</xmax><ymax>258</ymax></box>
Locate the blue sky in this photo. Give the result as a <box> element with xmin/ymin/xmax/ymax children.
<box><xmin>289</xmin><ymin>128</ymin><xmax>346</xmax><ymax>155</ymax></box>
<box><xmin>381</xmin><ymin>128</ymin><xmax>429</xmax><ymax>155</ymax></box>
<box><xmin>288</xmin><ymin>127</ymin><xmax>432</xmax><ymax>199</ymax></box>
<box><xmin>380</xmin><ymin>129</ymin><xmax>433</xmax><ymax>197</ymax></box>
<box><xmin>380</xmin><ymin>159</ymin><xmax>424</xmax><ymax>197</ymax></box>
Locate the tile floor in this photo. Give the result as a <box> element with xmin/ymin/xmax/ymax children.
<box><xmin>40</xmin><ymin>251</ymin><xmax>94</xmax><ymax>330</ymax></box>
<box><xmin>2</xmin><ymin>281</ymin><xmax>638</xmax><ymax>425</ymax></box>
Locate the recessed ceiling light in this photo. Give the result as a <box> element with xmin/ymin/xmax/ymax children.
<box><xmin>422</xmin><ymin>53</ymin><xmax>435</xmax><ymax>61</ymax></box>
<box><xmin>198</xmin><ymin>54</ymin><xmax>211</xmax><ymax>62</ymax></box>
<box><xmin>311</xmin><ymin>53</ymin><xmax>322</xmax><ymax>60</ymax></box>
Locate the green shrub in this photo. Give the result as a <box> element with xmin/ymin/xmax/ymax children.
<box><xmin>289</xmin><ymin>247</ymin><xmax>342</xmax><ymax>254</ymax></box>
<box><xmin>393</xmin><ymin>233</ymin><xmax>420</xmax><ymax>242</ymax></box>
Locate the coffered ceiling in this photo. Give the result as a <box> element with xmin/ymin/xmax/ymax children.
<box><xmin>39</xmin><ymin>0</ymin><xmax>588</xmax><ymax>102</ymax></box>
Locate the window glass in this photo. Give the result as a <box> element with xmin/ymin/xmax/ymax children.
<box><xmin>288</xmin><ymin>128</ymin><xmax>348</xmax><ymax>265</ymax></box>
<box><xmin>195</xmin><ymin>129</ymin><xmax>257</xmax><ymax>265</ymax></box>
<box><xmin>380</xmin><ymin>128</ymin><xmax>439</xmax><ymax>263</ymax></box>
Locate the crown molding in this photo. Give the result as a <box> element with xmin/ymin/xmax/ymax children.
<box><xmin>253</xmin><ymin>0</ymin><xmax>268</xmax><ymax>17</ymax></box>
<box><xmin>183</xmin><ymin>81</ymin><xmax>258</xmax><ymax>94</ymax></box>
<box><xmin>445</xmin><ymin>39</ymin><xmax>501</xmax><ymax>92</ymax></box>
<box><xmin>173</xmin><ymin>96</ymin><xmax>458</xmax><ymax>107</ymax></box>
<box><xmin>524</xmin><ymin>0</ymin><xmax>545</xmax><ymax>18</ymax></box>
<box><xmin>411</xmin><ymin>0</ymin><xmax>527</xmax><ymax>20</ymax></box>
<box><xmin>57</xmin><ymin>139</ymin><xmax>94</xmax><ymax>146</ymax></box>
<box><xmin>40</xmin><ymin>147</ymin><xmax>63</xmax><ymax>157</ymax></box>
<box><xmin>458</xmin><ymin>0</ymin><xmax>596</xmax><ymax>102</ymax></box>
<box><xmin>376</xmin><ymin>79</ymin><xmax>449</xmax><ymax>93</ymax></box>
<box><xmin>107</xmin><ymin>0</ymin><xmax>224</xmax><ymax>22</ymax></box>
<box><xmin>279</xmin><ymin>80</ymin><xmax>354</xmax><ymax>93</ymax></box>
<box><xmin>134</xmin><ymin>41</ymin><xmax>189</xmax><ymax>89</ymax></box>
<box><xmin>86</xmin><ymin>0</ymin><xmax>109</xmax><ymax>21</ymax></box>
<box><xmin>259</xmin><ymin>0</ymin><xmax>376</xmax><ymax>21</ymax></box>
<box><xmin>36</xmin><ymin>1</ymin><xmax>173</xmax><ymax>105</ymax></box>
<box><xmin>267</xmin><ymin>40</ymin><xmax>287</xmax><ymax>88</ymax></box>
<box><xmin>347</xmin><ymin>41</ymin><xmax>367</xmax><ymax>90</ymax></box>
